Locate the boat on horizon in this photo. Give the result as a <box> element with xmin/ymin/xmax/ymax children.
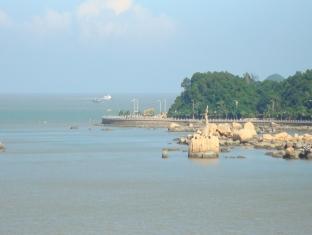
<box><xmin>93</xmin><ymin>95</ymin><xmax>112</xmax><ymax>103</ymax></box>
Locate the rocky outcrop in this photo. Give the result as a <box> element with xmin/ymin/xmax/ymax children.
<box><xmin>283</xmin><ymin>147</ymin><xmax>300</xmax><ymax>160</ymax></box>
<box><xmin>233</xmin><ymin>122</ymin><xmax>257</xmax><ymax>143</ymax></box>
<box><xmin>188</xmin><ymin>133</ymin><xmax>220</xmax><ymax>158</ymax></box>
<box><xmin>175</xmin><ymin>117</ymin><xmax>312</xmax><ymax>161</ymax></box>
<box><xmin>299</xmin><ymin>146</ymin><xmax>312</xmax><ymax>160</ymax></box>
<box><xmin>259</xmin><ymin>132</ymin><xmax>312</xmax><ymax>144</ymax></box>
<box><xmin>273</xmin><ymin>132</ymin><xmax>293</xmax><ymax>142</ymax></box>
<box><xmin>162</xmin><ymin>149</ymin><xmax>169</xmax><ymax>159</ymax></box>
<box><xmin>302</xmin><ymin>134</ymin><xmax>312</xmax><ymax>142</ymax></box>
<box><xmin>232</xmin><ymin>122</ymin><xmax>242</xmax><ymax>131</ymax></box>
<box><xmin>217</xmin><ymin>123</ymin><xmax>232</xmax><ymax>137</ymax></box>
<box><xmin>0</xmin><ymin>142</ymin><xmax>5</xmax><ymax>152</ymax></box>
<box><xmin>266</xmin><ymin>150</ymin><xmax>285</xmax><ymax>158</ymax></box>
<box><xmin>264</xmin><ymin>142</ymin><xmax>312</xmax><ymax>160</ymax></box>
<box><xmin>262</xmin><ymin>134</ymin><xmax>274</xmax><ymax>142</ymax></box>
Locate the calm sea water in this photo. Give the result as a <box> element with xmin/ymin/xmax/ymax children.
<box><xmin>0</xmin><ymin>95</ymin><xmax>312</xmax><ymax>235</ymax></box>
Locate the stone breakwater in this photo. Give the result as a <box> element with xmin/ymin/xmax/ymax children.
<box><xmin>174</xmin><ymin>122</ymin><xmax>312</xmax><ymax>160</ymax></box>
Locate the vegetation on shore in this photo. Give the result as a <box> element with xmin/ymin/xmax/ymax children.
<box><xmin>168</xmin><ymin>70</ymin><xmax>312</xmax><ymax>119</ymax></box>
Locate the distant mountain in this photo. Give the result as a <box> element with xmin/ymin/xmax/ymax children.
<box><xmin>265</xmin><ymin>74</ymin><xmax>285</xmax><ymax>82</ymax></box>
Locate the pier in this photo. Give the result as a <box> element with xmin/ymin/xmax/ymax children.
<box><xmin>102</xmin><ymin>116</ymin><xmax>312</xmax><ymax>128</ymax></box>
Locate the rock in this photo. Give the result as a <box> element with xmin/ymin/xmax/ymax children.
<box><xmin>163</xmin><ymin>147</ymin><xmax>182</xmax><ymax>152</ymax></box>
<box><xmin>168</xmin><ymin>122</ymin><xmax>181</xmax><ymax>131</ymax></box>
<box><xmin>232</xmin><ymin>122</ymin><xmax>242</xmax><ymax>130</ymax></box>
<box><xmin>254</xmin><ymin>142</ymin><xmax>276</xmax><ymax>150</ymax></box>
<box><xmin>307</xmin><ymin>153</ymin><xmax>312</xmax><ymax>159</ymax></box>
<box><xmin>302</xmin><ymin>134</ymin><xmax>312</xmax><ymax>142</ymax></box>
<box><xmin>237</xmin><ymin>156</ymin><xmax>246</xmax><ymax>159</ymax></box>
<box><xmin>188</xmin><ymin>134</ymin><xmax>219</xmax><ymax>158</ymax></box>
<box><xmin>275</xmin><ymin>144</ymin><xmax>285</xmax><ymax>150</ymax></box>
<box><xmin>262</xmin><ymin>134</ymin><xmax>274</xmax><ymax>142</ymax></box>
<box><xmin>244</xmin><ymin>122</ymin><xmax>256</xmax><ymax>130</ymax></box>
<box><xmin>178</xmin><ymin>137</ymin><xmax>188</xmax><ymax>145</ymax></box>
<box><xmin>168</xmin><ymin>122</ymin><xmax>194</xmax><ymax>132</ymax></box>
<box><xmin>224</xmin><ymin>139</ymin><xmax>235</xmax><ymax>146</ymax></box>
<box><xmin>233</xmin><ymin>122</ymin><xmax>257</xmax><ymax>143</ymax></box>
<box><xmin>189</xmin><ymin>134</ymin><xmax>220</xmax><ymax>153</ymax></box>
<box><xmin>224</xmin><ymin>155</ymin><xmax>246</xmax><ymax>159</ymax></box>
<box><xmin>269</xmin><ymin>150</ymin><xmax>285</xmax><ymax>158</ymax></box>
<box><xmin>220</xmin><ymin>147</ymin><xmax>230</xmax><ymax>153</ymax></box>
<box><xmin>283</xmin><ymin>147</ymin><xmax>299</xmax><ymax>160</ymax></box>
<box><xmin>274</xmin><ymin>132</ymin><xmax>292</xmax><ymax>142</ymax></box>
<box><xmin>299</xmin><ymin>146</ymin><xmax>312</xmax><ymax>159</ymax></box>
<box><xmin>69</xmin><ymin>125</ymin><xmax>79</xmax><ymax>130</ymax></box>
<box><xmin>217</xmin><ymin>123</ymin><xmax>232</xmax><ymax>137</ymax></box>
<box><xmin>162</xmin><ymin>149</ymin><xmax>169</xmax><ymax>159</ymax></box>
<box><xmin>0</xmin><ymin>142</ymin><xmax>5</xmax><ymax>152</ymax></box>
<box><xmin>294</xmin><ymin>142</ymin><xmax>304</xmax><ymax>150</ymax></box>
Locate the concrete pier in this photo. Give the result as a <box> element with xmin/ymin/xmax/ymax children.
<box><xmin>101</xmin><ymin>116</ymin><xmax>312</xmax><ymax>128</ymax></box>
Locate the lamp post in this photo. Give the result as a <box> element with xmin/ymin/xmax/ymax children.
<box><xmin>234</xmin><ymin>100</ymin><xmax>239</xmax><ymax>120</ymax></box>
<box><xmin>157</xmin><ymin>100</ymin><xmax>162</xmax><ymax>115</ymax></box>
<box><xmin>131</xmin><ymin>98</ymin><xmax>139</xmax><ymax>116</ymax></box>
<box><xmin>164</xmin><ymin>99</ymin><xmax>167</xmax><ymax>114</ymax></box>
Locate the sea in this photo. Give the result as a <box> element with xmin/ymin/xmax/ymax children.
<box><xmin>0</xmin><ymin>94</ymin><xmax>312</xmax><ymax>235</ymax></box>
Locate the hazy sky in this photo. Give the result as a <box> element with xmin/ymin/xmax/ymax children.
<box><xmin>0</xmin><ymin>0</ymin><xmax>311</xmax><ymax>93</ymax></box>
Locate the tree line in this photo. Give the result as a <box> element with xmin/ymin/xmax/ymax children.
<box><xmin>168</xmin><ymin>70</ymin><xmax>312</xmax><ymax>120</ymax></box>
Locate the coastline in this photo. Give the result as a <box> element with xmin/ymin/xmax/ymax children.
<box><xmin>101</xmin><ymin>116</ymin><xmax>312</xmax><ymax>129</ymax></box>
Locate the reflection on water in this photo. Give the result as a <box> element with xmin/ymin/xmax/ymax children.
<box><xmin>190</xmin><ymin>158</ymin><xmax>219</xmax><ymax>166</ymax></box>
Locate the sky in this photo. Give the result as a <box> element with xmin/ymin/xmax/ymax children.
<box><xmin>0</xmin><ymin>0</ymin><xmax>311</xmax><ymax>93</ymax></box>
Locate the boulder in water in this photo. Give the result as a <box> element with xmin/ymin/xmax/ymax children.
<box><xmin>0</xmin><ymin>142</ymin><xmax>5</xmax><ymax>152</ymax></box>
<box><xmin>217</xmin><ymin>123</ymin><xmax>232</xmax><ymax>137</ymax></box>
<box><xmin>162</xmin><ymin>149</ymin><xmax>169</xmax><ymax>159</ymax></box>
<box><xmin>283</xmin><ymin>147</ymin><xmax>299</xmax><ymax>159</ymax></box>
<box><xmin>188</xmin><ymin>134</ymin><xmax>219</xmax><ymax>158</ymax></box>
<box><xmin>233</xmin><ymin>122</ymin><xmax>257</xmax><ymax>143</ymax></box>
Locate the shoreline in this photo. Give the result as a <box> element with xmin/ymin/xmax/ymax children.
<box><xmin>101</xmin><ymin>116</ymin><xmax>312</xmax><ymax>130</ymax></box>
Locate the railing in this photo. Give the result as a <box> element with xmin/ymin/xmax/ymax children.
<box><xmin>102</xmin><ymin>115</ymin><xmax>312</xmax><ymax>124</ymax></box>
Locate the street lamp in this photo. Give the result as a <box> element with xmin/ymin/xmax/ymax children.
<box><xmin>157</xmin><ymin>100</ymin><xmax>162</xmax><ymax>115</ymax></box>
<box><xmin>234</xmin><ymin>100</ymin><xmax>239</xmax><ymax>119</ymax></box>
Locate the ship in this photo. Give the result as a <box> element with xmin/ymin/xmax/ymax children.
<box><xmin>93</xmin><ymin>95</ymin><xmax>112</xmax><ymax>103</ymax></box>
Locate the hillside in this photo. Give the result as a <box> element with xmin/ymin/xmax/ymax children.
<box><xmin>168</xmin><ymin>70</ymin><xmax>312</xmax><ymax>119</ymax></box>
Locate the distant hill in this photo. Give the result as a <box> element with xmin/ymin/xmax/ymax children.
<box><xmin>168</xmin><ymin>70</ymin><xmax>312</xmax><ymax>119</ymax></box>
<box><xmin>265</xmin><ymin>74</ymin><xmax>285</xmax><ymax>82</ymax></box>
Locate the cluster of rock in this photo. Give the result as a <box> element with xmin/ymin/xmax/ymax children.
<box><xmin>257</xmin><ymin>132</ymin><xmax>312</xmax><ymax>160</ymax></box>
<box><xmin>187</xmin><ymin>121</ymin><xmax>257</xmax><ymax>159</ymax></box>
<box><xmin>174</xmin><ymin>119</ymin><xmax>312</xmax><ymax>161</ymax></box>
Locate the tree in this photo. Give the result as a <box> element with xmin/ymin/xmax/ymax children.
<box><xmin>168</xmin><ymin>70</ymin><xmax>312</xmax><ymax>120</ymax></box>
